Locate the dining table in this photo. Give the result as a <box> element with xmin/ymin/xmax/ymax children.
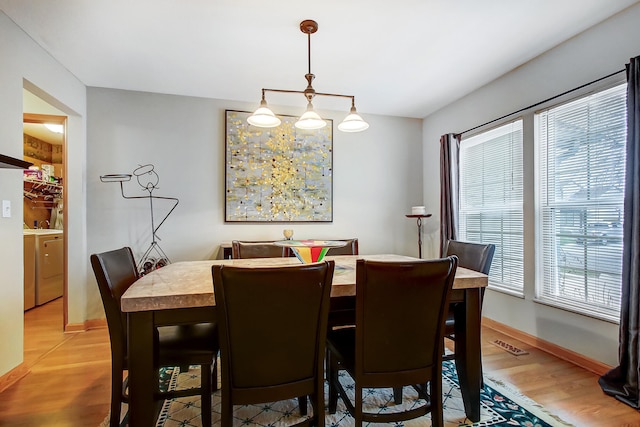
<box><xmin>121</xmin><ymin>254</ymin><xmax>488</xmax><ymax>426</ymax></box>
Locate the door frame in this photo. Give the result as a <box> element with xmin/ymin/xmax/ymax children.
<box><xmin>23</xmin><ymin>113</ymin><xmax>68</xmax><ymax>329</ymax></box>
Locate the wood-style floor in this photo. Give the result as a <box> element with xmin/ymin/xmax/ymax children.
<box><xmin>0</xmin><ymin>299</ymin><xmax>111</xmax><ymax>427</ymax></box>
<box><xmin>1</xmin><ymin>298</ymin><xmax>639</xmax><ymax>426</ymax></box>
<box><xmin>479</xmin><ymin>327</ymin><xmax>640</xmax><ymax>427</ymax></box>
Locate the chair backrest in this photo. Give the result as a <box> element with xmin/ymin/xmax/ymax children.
<box><xmin>326</xmin><ymin>238</ymin><xmax>359</xmax><ymax>256</ymax></box>
<box><xmin>212</xmin><ymin>261</ymin><xmax>335</xmax><ymax>404</ymax></box>
<box><xmin>444</xmin><ymin>240</ymin><xmax>495</xmax><ymax>274</ymax></box>
<box><xmin>90</xmin><ymin>247</ymin><xmax>139</xmax><ymax>362</ymax></box>
<box><xmin>231</xmin><ymin>240</ymin><xmax>286</xmax><ymax>259</ymax></box>
<box><xmin>354</xmin><ymin>257</ymin><xmax>457</xmax><ymax>386</ymax></box>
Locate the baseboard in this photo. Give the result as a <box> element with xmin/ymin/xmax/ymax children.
<box><xmin>0</xmin><ymin>363</ymin><xmax>29</xmax><ymax>394</ymax></box>
<box><xmin>64</xmin><ymin>318</ymin><xmax>107</xmax><ymax>333</ymax></box>
<box><xmin>85</xmin><ymin>318</ymin><xmax>108</xmax><ymax>330</ymax></box>
<box><xmin>482</xmin><ymin>317</ymin><xmax>612</xmax><ymax>376</ymax></box>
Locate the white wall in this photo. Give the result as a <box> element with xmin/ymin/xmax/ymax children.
<box><xmin>0</xmin><ymin>12</ymin><xmax>86</xmax><ymax>377</ymax></box>
<box><xmin>85</xmin><ymin>88</ymin><xmax>423</xmax><ymax>320</ymax></box>
<box><xmin>3</xmin><ymin>2</ymin><xmax>634</xmax><ymax>381</ymax></box>
<box><xmin>0</xmin><ymin>8</ymin><xmax>422</xmax><ymax>379</ymax></box>
<box><xmin>422</xmin><ymin>3</ymin><xmax>640</xmax><ymax>365</ymax></box>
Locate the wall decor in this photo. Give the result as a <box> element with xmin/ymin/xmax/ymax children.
<box><xmin>100</xmin><ymin>164</ymin><xmax>179</xmax><ymax>275</ymax></box>
<box><xmin>225</xmin><ymin>110</ymin><xmax>333</xmax><ymax>222</ymax></box>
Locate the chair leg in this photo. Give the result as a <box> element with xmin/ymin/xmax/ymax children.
<box><xmin>310</xmin><ymin>390</ymin><xmax>324</xmax><ymax>427</ymax></box>
<box><xmin>393</xmin><ymin>387</ymin><xmax>402</xmax><ymax>404</ymax></box>
<box><xmin>298</xmin><ymin>396</ymin><xmax>308</xmax><ymax>416</ymax></box>
<box><xmin>430</xmin><ymin>378</ymin><xmax>444</xmax><ymax>427</ymax></box>
<box><xmin>111</xmin><ymin>363</ymin><xmax>123</xmax><ymax>427</ymax></box>
<box><xmin>212</xmin><ymin>356</ymin><xmax>219</xmax><ymax>391</ymax></box>
<box><xmin>220</xmin><ymin>385</ymin><xmax>232</xmax><ymax>427</ymax></box>
<box><xmin>201</xmin><ymin>364</ymin><xmax>212</xmax><ymax>427</ymax></box>
<box><xmin>327</xmin><ymin>350</ymin><xmax>339</xmax><ymax>414</ymax></box>
<box><xmin>354</xmin><ymin>384</ymin><xmax>363</xmax><ymax>427</ymax></box>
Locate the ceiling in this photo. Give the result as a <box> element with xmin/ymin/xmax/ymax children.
<box><xmin>23</xmin><ymin>123</ymin><xmax>64</xmax><ymax>146</ymax></box>
<box><xmin>1</xmin><ymin>0</ymin><xmax>638</xmax><ymax>119</ymax></box>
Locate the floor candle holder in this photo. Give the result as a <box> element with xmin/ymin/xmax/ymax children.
<box><xmin>405</xmin><ymin>214</ymin><xmax>432</xmax><ymax>258</ymax></box>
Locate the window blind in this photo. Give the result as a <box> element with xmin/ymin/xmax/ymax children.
<box><xmin>536</xmin><ymin>83</ymin><xmax>627</xmax><ymax>321</ymax></box>
<box><xmin>460</xmin><ymin>120</ymin><xmax>524</xmax><ymax>294</ymax></box>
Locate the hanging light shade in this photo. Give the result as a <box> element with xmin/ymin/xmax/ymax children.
<box><xmin>247</xmin><ymin>97</ymin><xmax>281</xmax><ymax>128</ymax></box>
<box><xmin>338</xmin><ymin>105</ymin><xmax>369</xmax><ymax>132</ymax></box>
<box><xmin>248</xmin><ymin>20</ymin><xmax>368</xmax><ymax>133</ymax></box>
<box><xmin>295</xmin><ymin>102</ymin><xmax>327</xmax><ymax>130</ymax></box>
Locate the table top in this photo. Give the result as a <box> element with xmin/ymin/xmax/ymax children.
<box><xmin>121</xmin><ymin>254</ymin><xmax>488</xmax><ymax>313</ymax></box>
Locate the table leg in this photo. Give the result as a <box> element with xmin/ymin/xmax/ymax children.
<box><xmin>128</xmin><ymin>311</ymin><xmax>157</xmax><ymax>426</ymax></box>
<box><xmin>453</xmin><ymin>288</ymin><xmax>482</xmax><ymax>422</ymax></box>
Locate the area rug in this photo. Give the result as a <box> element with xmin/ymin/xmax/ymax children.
<box><xmin>149</xmin><ymin>360</ymin><xmax>572</xmax><ymax>427</ymax></box>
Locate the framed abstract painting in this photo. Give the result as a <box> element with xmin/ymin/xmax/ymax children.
<box><xmin>225</xmin><ymin>110</ymin><xmax>333</xmax><ymax>222</ymax></box>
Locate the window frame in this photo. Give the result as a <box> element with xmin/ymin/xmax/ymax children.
<box><xmin>459</xmin><ymin>119</ymin><xmax>525</xmax><ymax>296</ymax></box>
<box><xmin>533</xmin><ymin>82</ymin><xmax>627</xmax><ymax>323</ymax></box>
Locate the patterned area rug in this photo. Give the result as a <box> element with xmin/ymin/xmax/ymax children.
<box><xmin>149</xmin><ymin>361</ymin><xmax>572</xmax><ymax>427</ymax></box>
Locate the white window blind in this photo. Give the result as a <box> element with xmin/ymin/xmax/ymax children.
<box><xmin>460</xmin><ymin>120</ymin><xmax>524</xmax><ymax>294</ymax></box>
<box><xmin>536</xmin><ymin>84</ymin><xmax>627</xmax><ymax>322</ymax></box>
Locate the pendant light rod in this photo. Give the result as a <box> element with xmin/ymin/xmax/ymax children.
<box><xmin>300</xmin><ymin>19</ymin><xmax>317</xmax><ymax>75</ymax></box>
<box><xmin>261</xmin><ymin>87</ymin><xmax>355</xmax><ymax>101</ymax></box>
<box><xmin>301</xmin><ymin>20</ymin><xmax>317</xmax><ymax>103</ymax></box>
<box><xmin>307</xmin><ymin>24</ymin><xmax>312</xmax><ymax>75</ymax></box>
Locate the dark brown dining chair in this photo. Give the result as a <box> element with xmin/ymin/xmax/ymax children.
<box><xmin>323</xmin><ymin>238</ymin><xmax>359</xmax><ymax>329</ymax></box>
<box><xmin>212</xmin><ymin>261</ymin><xmax>335</xmax><ymax>427</ymax></box>
<box><xmin>91</xmin><ymin>247</ymin><xmax>219</xmax><ymax>427</ymax></box>
<box><xmin>326</xmin><ymin>257</ymin><xmax>458</xmax><ymax>427</ymax></box>
<box><xmin>443</xmin><ymin>240</ymin><xmax>495</xmax><ymax>361</ymax></box>
<box><xmin>325</xmin><ymin>238</ymin><xmax>359</xmax><ymax>256</ymax></box>
<box><xmin>231</xmin><ymin>240</ymin><xmax>287</xmax><ymax>259</ymax></box>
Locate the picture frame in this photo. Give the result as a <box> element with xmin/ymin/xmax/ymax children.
<box><xmin>224</xmin><ymin>110</ymin><xmax>333</xmax><ymax>222</ymax></box>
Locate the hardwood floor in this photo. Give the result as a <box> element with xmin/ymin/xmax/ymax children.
<box><xmin>479</xmin><ymin>327</ymin><xmax>640</xmax><ymax>427</ymax></box>
<box><xmin>0</xmin><ymin>299</ymin><xmax>111</xmax><ymax>427</ymax></box>
<box><xmin>1</xmin><ymin>299</ymin><xmax>639</xmax><ymax>426</ymax></box>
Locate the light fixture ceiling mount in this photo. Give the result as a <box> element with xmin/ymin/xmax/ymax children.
<box><xmin>247</xmin><ymin>20</ymin><xmax>369</xmax><ymax>133</ymax></box>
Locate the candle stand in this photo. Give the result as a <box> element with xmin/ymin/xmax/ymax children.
<box><xmin>405</xmin><ymin>214</ymin><xmax>432</xmax><ymax>258</ymax></box>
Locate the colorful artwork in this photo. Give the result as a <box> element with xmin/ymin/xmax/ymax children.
<box><xmin>225</xmin><ymin>110</ymin><xmax>333</xmax><ymax>222</ymax></box>
<box><xmin>274</xmin><ymin>240</ymin><xmax>348</xmax><ymax>263</ymax></box>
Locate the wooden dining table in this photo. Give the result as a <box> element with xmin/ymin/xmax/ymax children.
<box><xmin>121</xmin><ymin>254</ymin><xmax>488</xmax><ymax>426</ymax></box>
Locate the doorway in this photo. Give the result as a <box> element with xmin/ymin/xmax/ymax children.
<box><xmin>22</xmin><ymin>93</ymin><xmax>68</xmax><ymax>364</ymax></box>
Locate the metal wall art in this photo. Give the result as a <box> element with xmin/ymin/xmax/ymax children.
<box><xmin>100</xmin><ymin>164</ymin><xmax>179</xmax><ymax>275</ymax></box>
<box><xmin>225</xmin><ymin>110</ymin><xmax>333</xmax><ymax>222</ymax></box>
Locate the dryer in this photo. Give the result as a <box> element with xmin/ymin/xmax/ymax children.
<box><xmin>24</xmin><ymin>230</ymin><xmax>64</xmax><ymax>306</ymax></box>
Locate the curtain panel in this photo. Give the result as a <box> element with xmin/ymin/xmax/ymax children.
<box><xmin>439</xmin><ymin>133</ymin><xmax>460</xmax><ymax>256</ymax></box>
<box><xmin>599</xmin><ymin>55</ymin><xmax>640</xmax><ymax>409</ymax></box>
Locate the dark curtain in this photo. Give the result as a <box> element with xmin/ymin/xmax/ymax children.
<box><xmin>599</xmin><ymin>55</ymin><xmax>640</xmax><ymax>409</ymax></box>
<box><xmin>439</xmin><ymin>133</ymin><xmax>460</xmax><ymax>256</ymax></box>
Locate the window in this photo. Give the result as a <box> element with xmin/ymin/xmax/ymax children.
<box><xmin>460</xmin><ymin>120</ymin><xmax>524</xmax><ymax>294</ymax></box>
<box><xmin>536</xmin><ymin>84</ymin><xmax>627</xmax><ymax>321</ymax></box>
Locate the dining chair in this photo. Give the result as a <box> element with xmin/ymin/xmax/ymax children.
<box><xmin>321</xmin><ymin>238</ymin><xmax>359</xmax><ymax>330</ymax></box>
<box><xmin>212</xmin><ymin>261</ymin><xmax>335</xmax><ymax>427</ymax></box>
<box><xmin>325</xmin><ymin>238</ymin><xmax>359</xmax><ymax>256</ymax></box>
<box><xmin>442</xmin><ymin>240</ymin><xmax>495</xmax><ymax>362</ymax></box>
<box><xmin>231</xmin><ymin>240</ymin><xmax>288</xmax><ymax>259</ymax></box>
<box><xmin>91</xmin><ymin>247</ymin><xmax>219</xmax><ymax>427</ymax></box>
<box><xmin>326</xmin><ymin>257</ymin><xmax>458</xmax><ymax>427</ymax></box>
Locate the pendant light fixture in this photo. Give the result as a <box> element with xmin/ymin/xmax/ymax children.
<box><xmin>247</xmin><ymin>20</ymin><xmax>369</xmax><ymax>133</ymax></box>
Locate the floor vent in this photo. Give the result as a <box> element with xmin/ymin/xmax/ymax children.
<box><xmin>491</xmin><ymin>339</ymin><xmax>529</xmax><ymax>356</ymax></box>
